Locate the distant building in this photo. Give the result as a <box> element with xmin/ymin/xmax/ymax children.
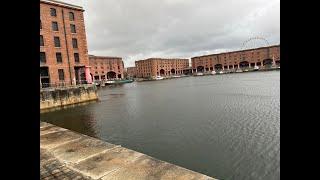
<box><xmin>191</xmin><ymin>45</ymin><xmax>280</xmax><ymax>72</ymax></box>
<box><xmin>135</xmin><ymin>58</ymin><xmax>189</xmax><ymax>78</ymax></box>
<box><xmin>126</xmin><ymin>67</ymin><xmax>137</xmax><ymax>78</ymax></box>
<box><xmin>40</xmin><ymin>0</ymin><xmax>92</xmax><ymax>88</ymax></box>
<box><xmin>89</xmin><ymin>55</ymin><xmax>124</xmax><ymax>81</ymax></box>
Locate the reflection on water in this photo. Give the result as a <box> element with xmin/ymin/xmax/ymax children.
<box><xmin>41</xmin><ymin>105</ymin><xmax>99</xmax><ymax>138</ymax></box>
<box><xmin>41</xmin><ymin>71</ymin><xmax>280</xmax><ymax>180</ymax></box>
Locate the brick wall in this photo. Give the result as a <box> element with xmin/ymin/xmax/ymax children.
<box><xmin>135</xmin><ymin>58</ymin><xmax>189</xmax><ymax>78</ymax></box>
<box><xmin>191</xmin><ymin>45</ymin><xmax>280</xmax><ymax>71</ymax></box>
<box><xmin>89</xmin><ymin>55</ymin><xmax>124</xmax><ymax>80</ymax></box>
<box><xmin>40</xmin><ymin>0</ymin><xmax>90</xmax><ymax>87</ymax></box>
<box><xmin>126</xmin><ymin>67</ymin><xmax>137</xmax><ymax>77</ymax></box>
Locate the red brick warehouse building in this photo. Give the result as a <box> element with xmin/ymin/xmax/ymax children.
<box><xmin>126</xmin><ymin>67</ymin><xmax>137</xmax><ymax>78</ymax></box>
<box><xmin>40</xmin><ymin>0</ymin><xmax>92</xmax><ymax>87</ymax></box>
<box><xmin>135</xmin><ymin>58</ymin><xmax>189</xmax><ymax>78</ymax></box>
<box><xmin>89</xmin><ymin>55</ymin><xmax>124</xmax><ymax>81</ymax></box>
<box><xmin>191</xmin><ymin>45</ymin><xmax>280</xmax><ymax>72</ymax></box>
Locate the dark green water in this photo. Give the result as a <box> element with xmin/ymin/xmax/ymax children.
<box><xmin>41</xmin><ymin>71</ymin><xmax>280</xmax><ymax>180</ymax></box>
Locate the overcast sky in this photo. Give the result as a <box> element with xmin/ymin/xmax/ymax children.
<box><xmin>62</xmin><ymin>0</ymin><xmax>280</xmax><ymax>67</ymax></box>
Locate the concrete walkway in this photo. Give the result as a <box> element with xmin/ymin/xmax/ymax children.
<box><xmin>40</xmin><ymin>122</ymin><xmax>216</xmax><ymax>180</ymax></box>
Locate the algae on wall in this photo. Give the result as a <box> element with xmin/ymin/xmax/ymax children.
<box><xmin>40</xmin><ymin>86</ymin><xmax>98</xmax><ymax>110</ymax></box>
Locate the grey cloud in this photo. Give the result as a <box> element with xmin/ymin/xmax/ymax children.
<box><xmin>63</xmin><ymin>0</ymin><xmax>280</xmax><ymax>67</ymax></box>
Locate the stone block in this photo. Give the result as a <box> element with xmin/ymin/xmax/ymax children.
<box><xmin>41</xmin><ymin>125</ymin><xmax>68</xmax><ymax>136</ymax></box>
<box><xmin>72</xmin><ymin>146</ymin><xmax>144</xmax><ymax>179</ymax></box>
<box><xmin>50</xmin><ymin>136</ymin><xmax>117</xmax><ymax>164</ymax></box>
<box><xmin>40</xmin><ymin>130</ymin><xmax>82</xmax><ymax>150</ymax></box>
<box><xmin>102</xmin><ymin>155</ymin><xmax>215</xmax><ymax>180</ymax></box>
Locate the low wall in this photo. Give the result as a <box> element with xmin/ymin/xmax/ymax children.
<box><xmin>40</xmin><ymin>122</ymin><xmax>216</xmax><ymax>179</ymax></box>
<box><xmin>40</xmin><ymin>85</ymin><xmax>98</xmax><ymax>110</ymax></box>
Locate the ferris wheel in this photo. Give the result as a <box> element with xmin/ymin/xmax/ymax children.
<box><xmin>241</xmin><ymin>36</ymin><xmax>269</xmax><ymax>50</ymax></box>
<box><xmin>240</xmin><ymin>36</ymin><xmax>274</xmax><ymax>65</ymax></box>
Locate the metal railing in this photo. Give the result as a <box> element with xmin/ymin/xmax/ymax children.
<box><xmin>40</xmin><ymin>80</ymin><xmax>95</xmax><ymax>91</ymax></box>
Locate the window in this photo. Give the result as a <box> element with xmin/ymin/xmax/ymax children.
<box><xmin>54</xmin><ymin>37</ymin><xmax>60</xmax><ymax>47</ymax></box>
<box><xmin>40</xmin><ymin>35</ymin><xmax>44</xmax><ymax>46</ymax></box>
<box><xmin>40</xmin><ymin>20</ymin><xmax>42</xmax><ymax>29</ymax></box>
<box><xmin>69</xmin><ymin>12</ymin><xmax>75</xmax><ymax>21</ymax></box>
<box><xmin>72</xmin><ymin>38</ymin><xmax>78</xmax><ymax>48</ymax></box>
<box><xmin>40</xmin><ymin>67</ymin><xmax>49</xmax><ymax>77</ymax></box>
<box><xmin>74</xmin><ymin>53</ymin><xmax>79</xmax><ymax>63</ymax></box>
<box><xmin>56</xmin><ymin>52</ymin><xmax>62</xmax><ymax>63</ymax></box>
<box><xmin>52</xmin><ymin>22</ymin><xmax>58</xmax><ymax>31</ymax></box>
<box><xmin>50</xmin><ymin>8</ymin><xmax>57</xmax><ymax>17</ymax></box>
<box><xmin>58</xmin><ymin>69</ymin><xmax>65</xmax><ymax>81</ymax></box>
<box><xmin>40</xmin><ymin>52</ymin><xmax>46</xmax><ymax>63</ymax></box>
<box><xmin>70</xmin><ymin>24</ymin><xmax>76</xmax><ymax>33</ymax></box>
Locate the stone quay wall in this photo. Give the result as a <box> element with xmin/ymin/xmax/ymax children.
<box><xmin>40</xmin><ymin>85</ymin><xmax>98</xmax><ymax>110</ymax></box>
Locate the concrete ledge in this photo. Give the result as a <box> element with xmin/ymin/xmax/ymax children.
<box><xmin>40</xmin><ymin>85</ymin><xmax>98</xmax><ymax>110</ymax></box>
<box><xmin>40</xmin><ymin>122</ymin><xmax>217</xmax><ymax>180</ymax></box>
